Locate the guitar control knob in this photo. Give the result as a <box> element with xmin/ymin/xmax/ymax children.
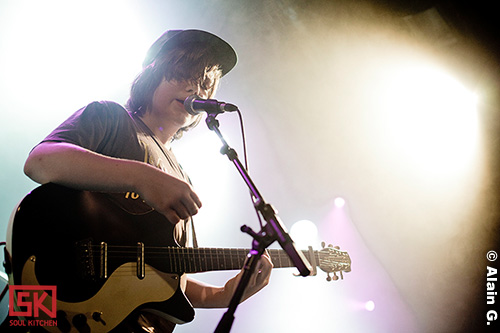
<box><xmin>92</xmin><ymin>311</ymin><xmax>106</xmax><ymax>325</ymax></box>
<box><xmin>56</xmin><ymin>310</ymin><xmax>71</xmax><ymax>332</ymax></box>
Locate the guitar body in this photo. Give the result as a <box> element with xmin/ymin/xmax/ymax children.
<box><xmin>7</xmin><ymin>184</ymin><xmax>353</xmax><ymax>332</ymax></box>
<box><xmin>8</xmin><ymin>183</ymin><xmax>194</xmax><ymax>332</ymax></box>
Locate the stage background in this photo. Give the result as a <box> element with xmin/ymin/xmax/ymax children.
<box><xmin>1</xmin><ymin>1</ymin><xmax>498</xmax><ymax>332</ymax></box>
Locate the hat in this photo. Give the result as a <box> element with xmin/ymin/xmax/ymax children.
<box><xmin>142</xmin><ymin>29</ymin><xmax>237</xmax><ymax>76</ymax></box>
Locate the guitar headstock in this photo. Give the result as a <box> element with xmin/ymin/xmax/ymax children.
<box><xmin>318</xmin><ymin>242</ymin><xmax>351</xmax><ymax>281</ymax></box>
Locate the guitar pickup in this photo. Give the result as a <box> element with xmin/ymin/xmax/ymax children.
<box><xmin>100</xmin><ymin>242</ymin><xmax>108</xmax><ymax>279</ymax></box>
<box><xmin>137</xmin><ymin>242</ymin><xmax>145</xmax><ymax>279</ymax></box>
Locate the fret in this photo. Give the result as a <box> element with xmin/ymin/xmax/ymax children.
<box><xmin>187</xmin><ymin>247</ymin><xmax>192</xmax><ymax>273</ymax></box>
<box><xmin>218</xmin><ymin>248</ymin><xmax>224</xmax><ymax>270</ymax></box>
<box><xmin>203</xmin><ymin>248</ymin><xmax>208</xmax><ymax>271</ymax></box>
<box><xmin>220</xmin><ymin>249</ymin><xmax>225</xmax><ymax>269</ymax></box>
<box><xmin>195</xmin><ymin>247</ymin><xmax>200</xmax><ymax>272</ymax></box>
<box><xmin>201</xmin><ymin>248</ymin><xmax>205</xmax><ymax>271</ymax></box>
<box><xmin>176</xmin><ymin>247</ymin><xmax>181</xmax><ymax>272</ymax></box>
<box><xmin>225</xmin><ymin>248</ymin><xmax>231</xmax><ymax>269</ymax></box>
<box><xmin>229</xmin><ymin>248</ymin><xmax>234</xmax><ymax>269</ymax></box>
<box><xmin>214</xmin><ymin>248</ymin><xmax>219</xmax><ymax>270</ymax></box>
<box><xmin>221</xmin><ymin>248</ymin><xmax>227</xmax><ymax>269</ymax></box>
<box><xmin>184</xmin><ymin>247</ymin><xmax>190</xmax><ymax>272</ymax></box>
<box><xmin>210</xmin><ymin>248</ymin><xmax>214</xmax><ymax>271</ymax></box>
<box><xmin>193</xmin><ymin>247</ymin><xmax>198</xmax><ymax>272</ymax></box>
<box><xmin>197</xmin><ymin>248</ymin><xmax>203</xmax><ymax>272</ymax></box>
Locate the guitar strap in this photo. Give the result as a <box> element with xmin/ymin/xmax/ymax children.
<box><xmin>190</xmin><ymin>217</ymin><xmax>199</xmax><ymax>249</ymax></box>
<box><xmin>132</xmin><ymin>113</ymin><xmax>199</xmax><ymax>249</ymax></box>
<box><xmin>182</xmin><ymin>170</ymin><xmax>199</xmax><ymax>249</ymax></box>
<box><xmin>176</xmin><ymin>163</ymin><xmax>199</xmax><ymax>249</ymax></box>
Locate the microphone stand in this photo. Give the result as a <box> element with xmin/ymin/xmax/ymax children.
<box><xmin>204</xmin><ymin>113</ymin><xmax>313</xmax><ymax>333</ymax></box>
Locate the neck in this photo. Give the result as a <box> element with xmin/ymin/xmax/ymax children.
<box><xmin>139</xmin><ymin>113</ymin><xmax>178</xmax><ymax>146</ymax></box>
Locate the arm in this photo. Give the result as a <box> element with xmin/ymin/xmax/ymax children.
<box><xmin>185</xmin><ymin>254</ymin><xmax>273</xmax><ymax>308</ymax></box>
<box><xmin>24</xmin><ymin>141</ymin><xmax>202</xmax><ymax>224</ymax></box>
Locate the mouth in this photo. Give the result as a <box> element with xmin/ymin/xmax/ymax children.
<box><xmin>175</xmin><ymin>98</ymin><xmax>187</xmax><ymax>110</ymax></box>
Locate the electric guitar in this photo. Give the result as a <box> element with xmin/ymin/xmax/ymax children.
<box><xmin>6</xmin><ymin>183</ymin><xmax>351</xmax><ymax>332</ymax></box>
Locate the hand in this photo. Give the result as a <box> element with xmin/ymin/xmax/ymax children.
<box><xmin>185</xmin><ymin>252</ymin><xmax>273</xmax><ymax>308</ymax></box>
<box><xmin>24</xmin><ymin>142</ymin><xmax>202</xmax><ymax>225</ymax></box>
<box><xmin>135</xmin><ymin>165</ymin><xmax>202</xmax><ymax>224</ymax></box>
<box><xmin>225</xmin><ymin>252</ymin><xmax>273</xmax><ymax>304</ymax></box>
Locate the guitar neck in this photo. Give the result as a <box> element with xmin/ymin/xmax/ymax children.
<box><xmin>160</xmin><ymin>247</ymin><xmax>318</xmax><ymax>273</ymax></box>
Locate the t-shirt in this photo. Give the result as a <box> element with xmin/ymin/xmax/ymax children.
<box><xmin>42</xmin><ymin>100</ymin><xmax>191</xmax><ymax>246</ymax></box>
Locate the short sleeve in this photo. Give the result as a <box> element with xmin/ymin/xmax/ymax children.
<box><xmin>41</xmin><ymin>101</ymin><xmax>131</xmax><ymax>153</ymax></box>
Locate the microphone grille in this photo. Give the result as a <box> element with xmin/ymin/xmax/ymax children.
<box><xmin>184</xmin><ymin>95</ymin><xmax>201</xmax><ymax>115</ymax></box>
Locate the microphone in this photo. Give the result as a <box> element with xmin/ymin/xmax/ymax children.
<box><xmin>184</xmin><ymin>95</ymin><xmax>239</xmax><ymax>115</ymax></box>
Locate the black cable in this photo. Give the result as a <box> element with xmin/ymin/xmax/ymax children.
<box><xmin>235</xmin><ymin>110</ymin><xmax>264</xmax><ymax>229</ymax></box>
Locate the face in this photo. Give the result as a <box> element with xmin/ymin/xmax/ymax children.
<box><xmin>149</xmin><ymin>78</ymin><xmax>212</xmax><ymax>130</ymax></box>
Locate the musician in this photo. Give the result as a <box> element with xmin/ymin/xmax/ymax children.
<box><xmin>23</xmin><ymin>29</ymin><xmax>273</xmax><ymax>332</ymax></box>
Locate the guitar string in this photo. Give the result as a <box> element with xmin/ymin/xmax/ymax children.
<box><xmin>79</xmin><ymin>245</ymin><xmax>350</xmax><ymax>272</ymax></box>
<box><xmin>84</xmin><ymin>245</ymin><xmax>346</xmax><ymax>256</ymax></box>
<box><xmin>81</xmin><ymin>246</ymin><xmax>349</xmax><ymax>263</ymax></box>
<box><xmin>79</xmin><ymin>247</ymin><xmax>351</xmax><ymax>271</ymax></box>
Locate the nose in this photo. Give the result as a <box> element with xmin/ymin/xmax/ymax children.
<box><xmin>186</xmin><ymin>81</ymin><xmax>208</xmax><ymax>99</ymax></box>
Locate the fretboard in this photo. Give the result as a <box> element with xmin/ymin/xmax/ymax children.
<box><xmin>147</xmin><ymin>247</ymin><xmax>319</xmax><ymax>273</ymax></box>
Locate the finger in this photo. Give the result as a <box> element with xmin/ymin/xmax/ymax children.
<box><xmin>162</xmin><ymin>210</ymin><xmax>182</xmax><ymax>225</ymax></box>
<box><xmin>261</xmin><ymin>251</ymin><xmax>272</xmax><ymax>262</ymax></box>
<box><xmin>256</xmin><ymin>258</ymin><xmax>273</xmax><ymax>283</ymax></box>
<box><xmin>174</xmin><ymin>204</ymin><xmax>191</xmax><ymax>220</ymax></box>
<box><xmin>181</xmin><ymin>197</ymin><xmax>200</xmax><ymax>216</ymax></box>
<box><xmin>190</xmin><ymin>191</ymin><xmax>202</xmax><ymax>209</ymax></box>
<box><xmin>259</xmin><ymin>253</ymin><xmax>273</xmax><ymax>269</ymax></box>
<box><xmin>252</xmin><ymin>260</ymin><xmax>271</xmax><ymax>283</ymax></box>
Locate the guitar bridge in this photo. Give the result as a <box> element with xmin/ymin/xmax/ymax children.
<box><xmin>76</xmin><ymin>238</ymin><xmax>96</xmax><ymax>280</ymax></box>
<box><xmin>76</xmin><ymin>239</ymin><xmax>108</xmax><ymax>280</ymax></box>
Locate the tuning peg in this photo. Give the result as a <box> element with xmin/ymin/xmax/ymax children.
<box><xmin>326</xmin><ymin>272</ymin><xmax>340</xmax><ymax>282</ymax></box>
<box><xmin>326</xmin><ymin>271</ymin><xmax>343</xmax><ymax>282</ymax></box>
<box><xmin>322</xmin><ymin>242</ymin><xmax>341</xmax><ymax>250</ymax></box>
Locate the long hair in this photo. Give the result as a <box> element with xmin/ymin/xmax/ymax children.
<box><xmin>127</xmin><ymin>41</ymin><xmax>223</xmax><ymax>140</ymax></box>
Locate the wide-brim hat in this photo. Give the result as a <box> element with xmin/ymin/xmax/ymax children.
<box><xmin>142</xmin><ymin>29</ymin><xmax>237</xmax><ymax>76</ymax></box>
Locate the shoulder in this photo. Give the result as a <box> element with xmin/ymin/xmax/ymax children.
<box><xmin>76</xmin><ymin>101</ymin><xmax>132</xmax><ymax>123</ymax></box>
<box><xmin>83</xmin><ymin>100</ymin><xmax>128</xmax><ymax>115</ymax></box>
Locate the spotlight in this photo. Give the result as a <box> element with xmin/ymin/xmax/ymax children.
<box><xmin>334</xmin><ymin>197</ymin><xmax>346</xmax><ymax>208</ymax></box>
<box><xmin>290</xmin><ymin>220</ymin><xmax>318</xmax><ymax>248</ymax></box>
<box><xmin>365</xmin><ymin>300</ymin><xmax>375</xmax><ymax>312</ymax></box>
